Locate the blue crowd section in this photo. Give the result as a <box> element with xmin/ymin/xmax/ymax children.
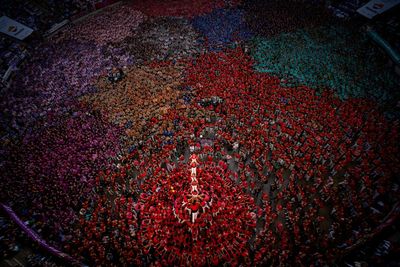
<box><xmin>251</xmin><ymin>25</ymin><xmax>399</xmax><ymax>102</ymax></box>
<box><xmin>191</xmin><ymin>8</ymin><xmax>252</xmax><ymax>51</ymax></box>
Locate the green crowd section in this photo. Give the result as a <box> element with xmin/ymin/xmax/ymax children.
<box><xmin>251</xmin><ymin>24</ymin><xmax>399</xmax><ymax>103</ymax></box>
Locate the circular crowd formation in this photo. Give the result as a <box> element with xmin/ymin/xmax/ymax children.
<box><xmin>0</xmin><ymin>1</ymin><xmax>399</xmax><ymax>266</ymax></box>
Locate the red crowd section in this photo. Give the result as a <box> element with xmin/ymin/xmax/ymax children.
<box><xmin>130</xmin><ymin>0</ymin><xmax>241</xmax><ymax>18</ymax></box>
<box><xmin>63</xmin><ymin>49</ymin><xmax>399</xmax><ymax>266</ymax></box>
<box><xmin>186</xmin><ymin>49</ymin><xmax>399</xmax><ymax>264</ymax></box>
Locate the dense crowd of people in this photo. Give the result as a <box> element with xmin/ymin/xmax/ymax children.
<box><xmin>131</xmin><ymin>0</ymin><xmax>241</xmax><ymax>18</ymax></box>
<box><xmin>120</xmin><ymin>17</ymin><xmax>205</xmax><ymax>63</ymax></box>
<box><xmin>243</xmin><ymin>0</ymin><xmax>334</xmax><ymax>37</ymax></box>
<box><xmin>80</xmin><ymin>63</ymin><xmax>186</xmax><ymax>145</ymax></box>
<box><xmin>252</xmin><ymin>24</ymin><xmax>399</xmax><ymax>101</ymax></box>
<box><xmin>192</xmin><ymin>8</ymin><xmax>252</xmax><ymax>51</ymax></box>
<box><xmin>1</xmin><ymin>106</ymin><xmax>122</xmax><ymax>253</ymax></box>
<box><xmin>47</xmin><ymin>49</ymin><xmax>397</xmax><ymax>266</ymax></box>
<box><xmin>0</xmin><ymin>0</ymin><xmax>399</xmax><ymax>266</ymax></box>
<box><xmin>53</xmin><ymin>4</ymin><xmax>145</xmax><ymax>45</ymax></box>
<box><xmin>185</xmin><ymin>49</ymin><xmax>399</xmax><ymax>264</ymax></box>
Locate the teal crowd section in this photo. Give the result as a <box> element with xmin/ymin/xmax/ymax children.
<box><xmin>251</xmin><ymin>25</ymin><xmax>399</xmax><ymax>102</ymax></box>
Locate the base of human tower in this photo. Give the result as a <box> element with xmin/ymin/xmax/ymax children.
<box><xmin>138</xmin><ymin>152</ymin><xmax>257</xmax><ymax>265</ymax></box>
<box><xmin>173</xmin><ymin>154</ymin><xmax>225</xmax><ymax>227</ymax></box>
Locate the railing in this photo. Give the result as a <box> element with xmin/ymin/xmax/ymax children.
<box><xmin>0</xmin><ymin>203</ymin><xmax>83</xmax><ymax>267</ymax></box>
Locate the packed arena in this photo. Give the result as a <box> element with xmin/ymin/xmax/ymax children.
<box><xmin>1</xmin><ymin>0</ymin><xmax>399</xmax><ymax>266</ymax></box>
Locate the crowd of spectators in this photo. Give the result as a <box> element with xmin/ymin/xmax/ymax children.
<box><xmin>119</xmin><ymin>17</ymin><xmax>204</xmax><ymax>63</ymax></box>
<box><xmin>130</xmin><ymin>0</ymin><xmax>241</xmax><ymax>18</ymax></box>
<box><xmin>0</xmin><ymin>1</ymin><xmax>399</xmax><ymax>266</ymax></box>
<box><xmin>80</xmin><ymin>63</ymin><xmax>186</xmax><ymax>147</ymax></box>
<box><xmin>243</xmin><ymin>0</ymin><xmax>334</xmax><ymax>37</ymax></box>
<box><xmin>252</xmin><ymin>24</ymin><xmax>399</xmax><ymax>101</ymax></box>
<box><xmin>192</xmin><ymin>8</ymin><xmax>252</xmax><ymax>51</ymax></box>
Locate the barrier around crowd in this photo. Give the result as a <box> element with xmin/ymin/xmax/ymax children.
<box><xmin>366</xmin><ymin>27</ymin><xmax>400</xmax><ymax>66</ymax></box>
<box><xmin>0</xmin><ymin>203</ymin><xmax>83</xmax><ymax>266</ymax></box>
